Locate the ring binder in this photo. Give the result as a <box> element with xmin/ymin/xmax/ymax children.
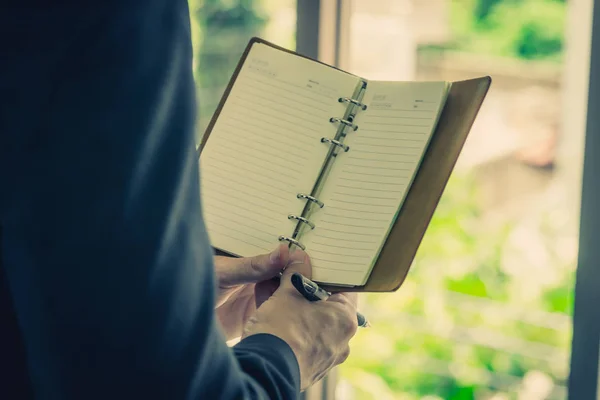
<box><xmin>288</xmin><ymin>214</ymin><xmax>315</xmax><ymax>230</ymax></box>
<box><xmin>329</xmin><ymin>117</ymin><xmax>358</xmax><ymax>131</ymax></box>
<box><xmin>339</xmin><ymin>97</ymin><xmax>367</xmax><ymax>110</ymax></box>
<box><xmin>321</xmin><ymin>137</ymin><xmax>350</xmax><ymax>152</ymax></box>
<box><xmin>280</xmin><ymin>80</ymin><xmax>367</xmax><ymax>255</ymax></box>
<box><xmin>297</xmin><ymin>193</ymin><xmax>324</xmax><ymax>208</ymax></box>
<box><xmin>278</xmin><ymin>235</ymin><xmax>306</xmax><ymax>251</ymax></box>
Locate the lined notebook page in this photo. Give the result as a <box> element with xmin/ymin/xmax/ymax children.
<box><xmin>302</xmin><ymin>81</ymin><xmax>450</xmax><ymax>286</ymax></box>
<box><xmin>200</xmin><ymin>43</ymin><xmax>359</xmax><ymax>257</ymax></box>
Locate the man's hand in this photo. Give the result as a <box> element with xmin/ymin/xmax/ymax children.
<box><xmin>214</xmin><ymin>244</ymin><xmax>290</xmax><ymax>340</ymax></box>
<box><xmin>242</xmin><ymin>249</ymin><xmax>358</xmax><ymax>390</ymax></box>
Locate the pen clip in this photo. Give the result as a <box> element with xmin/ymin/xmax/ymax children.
<box><xmin>291</xmin><ymin>273</ymin><xmax>325</xmax><ymax>302</ymax></box>
<box><xmin>290</xmin><ymin>273</ymin><xmax>370</xmax><ymax>328</ymax></box>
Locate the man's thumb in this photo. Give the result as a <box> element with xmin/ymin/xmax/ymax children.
<box><xmin>218</xmin><ymin>245</ymin><xmax>288</xmax><ymax>287</ymax></box>
<box><xmin>281</xmin><ymin>248</ymin><xmax>312</xmax><ymax>281</ymax></box>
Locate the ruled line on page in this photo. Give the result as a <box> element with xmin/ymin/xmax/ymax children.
<box><xmin>202</xmin><ymin>195</ymin><xmax>281</xmax><ymax>225</ymax></box>
<box><xmin>218</xmin><ymin>121</ymin><xmax>314</xmax><ymax>156</ymax></box>
<box><xmin>230</xmin><ymin>99</ymin><xmax>323</xmax><ymax>131</ymax></box>
<box><xmin>204</xmin><ymin>217</ymin><xmax>274</xmax><ymax>245</ymax></box>
<box><xmin>205</xmin><ymin>201</ymin><xmax>280</xmax><ymax>230</ymax></box>
<box><xmin>202</xmin><ymin>178</ymin><xmax>291</xmax><ymax>206</ymax></box>
<box><xmin>236</xmin><ymin>86</ymin><xmax>330</xmax><ymax>116</ymax></box>
<box><xmin>225</xmin><ymin>115</ymin><xmax>317</xmax><ymax>148</ymax></box>
<box><xmin>239</xmin><ymin>80</ymin><xmax>332</xmax><ymax>111</ymax></box>
<box><xmin>235</xmin><ymin>92</ymin><xmax>330</xmax><ymax>121</ymax></box>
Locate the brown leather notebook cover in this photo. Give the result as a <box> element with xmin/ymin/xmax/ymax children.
<box><xmin>199</xmin><ymin>38</ymin><xmax>491</xmax><ymax>293</ymax></box>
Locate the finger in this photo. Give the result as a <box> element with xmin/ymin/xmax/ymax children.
<box><xmin>327</xmin><ymin>292</ymin><xmax>358</xmax><ymax>309</ymax></box>
<box><xmin>280</xmin><ymin>248</ymin><xmax>312</xmax><ymax>286</ymax></box>
<box><xmin>255</xmin><ymin>279</ymin><xmax>279</xmax><ymax>308</ymax></box>
<box><xmin>337</xmin><ymin>346</ymin><xmax>351</xmax><ymax>364</ymax></box>
<box><xmin>217</xmin><ymin>244</ymin><xmax>289</xmax><ymax>287</ymax></box>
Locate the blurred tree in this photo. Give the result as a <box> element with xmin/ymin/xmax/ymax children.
<box><xmin>189</xmin><ymin>0</ymin><xmax>268</xmax><ymax>132</ymax></box>
<box><xmin>446</xmin><ymin>0</ymin><xmax>566</xmax><ymax>61</ymax></box>
<box><xmin>474</xmin><ymin>0</ymin><xmax>503</xmax><ymax>22</ymax></box>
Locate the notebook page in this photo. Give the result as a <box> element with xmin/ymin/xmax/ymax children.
<box><xmin>200</xmin><ymin>43</ymin><xmax>359</xmax><ymax>257</ymax></box>
<box><xmin>302</xmin><ymin>81</ymin><xmax>450</xmax><ymax>286</ymax></box>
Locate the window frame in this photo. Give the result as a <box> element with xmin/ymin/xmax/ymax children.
<box><xmin>569</xmin><ymin>0</ymin><xmax>600</xmax><ymax>398</ymax></box>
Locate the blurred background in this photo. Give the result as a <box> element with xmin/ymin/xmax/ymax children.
<box><xmin>189</xmin><ymin>0</ymin><xmax>595</xmax><ymax>398</ymax></box>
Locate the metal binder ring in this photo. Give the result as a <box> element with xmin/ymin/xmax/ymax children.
<box><xmin>288</xmin><ymin>214</ymin><xmax>315</xmax><ymax>230</ymax></box>
<box><xmin>339</xmin><ymin>97</ymin><xmax>368</xmax><ymax>110</ymax></box>
<box><xmin>297</xmin><ymin>193</ymin><xmax>325</xmax><ymax>208</ymax></box>
<box><xmin>278</xmin><ymin>236</ymin><xmax>306</xmax><ymax>251</ymax></box>
<box><xmin>329</xmin><ymin>117</ymin><xmax>358</xmax><ymax>131</ymax></box>
<box><xmin>321</xmin><ymin>137</ymin><xmax>350</xmax><ymax>152</ymax></box>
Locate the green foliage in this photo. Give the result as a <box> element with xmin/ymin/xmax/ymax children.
<box><xmin>196</xmin><ymin>0</ymin><xmax>267</xmax><ymax>27</ymax></box>
<box><xmin>542</xmin><ymin>281</ymin><xmax>574</xmax><ymax>314</ymax></box>
<box><xmin>446</xmin><ymin>273</ymin><xmax>491</xmax><ymax>298</ymax></box>
<box><xmin>448</xmin><ymin>0</ymin><xmax>566</xmax><ymax>61</ymax></box>
<box><xmin>189</xmin><ymin>0</ymin><xmax>269</xmax><ymax>135</ymax></box>
<box><xmin>339</xmin><ymin>173</ymin><xmax>574</xmax><ymax>399</ymax></box>
<box><xmin>474</xmin><ymin>0</ymin><xmax>503</xmax><ymax>21</ymax></box>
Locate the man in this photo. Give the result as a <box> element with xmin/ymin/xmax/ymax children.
<box><xmin>0</xmin><ymin>1</ymin><xmax>358</xmax><ymax>399</ymax></box>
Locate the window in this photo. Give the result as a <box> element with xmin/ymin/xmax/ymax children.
<box><xmin>332</xmin><ymin>0</ymin><xmax>588</xmax><ymax>398</ymax></box>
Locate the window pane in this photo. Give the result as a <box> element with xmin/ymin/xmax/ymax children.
<box><xmin>189</xmin><ymin>0</ymin><xmax>297</xmax><ymax>142</ymax></box>
<box><xmin>338</xmin><ymin>0</ymin><xmax>581</xmax><ymax>399</ymax></box>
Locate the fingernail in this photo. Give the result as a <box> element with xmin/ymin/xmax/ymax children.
<box><xmin>288</xmin><ymin>249</ymin><xmax>307</xmax><ymax>265</ymax></box>
<box><xmin>269</xmin><ymin>247</ymin><xmax>281</xmax><ymax>265</ymax></box>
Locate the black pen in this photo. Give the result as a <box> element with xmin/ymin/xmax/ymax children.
<box><xmin>290</xmin><ymin>272</ymin><xmax>370</xmax><ymax>328</ymax></box>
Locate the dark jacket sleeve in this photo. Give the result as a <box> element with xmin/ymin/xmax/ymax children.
<box><xmin>0</xmin><ymin>1</ymin><xmax>300</xmax><ymax>399</ymax></box>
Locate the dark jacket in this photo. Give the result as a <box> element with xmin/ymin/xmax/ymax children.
<box><xmin>0</xmin><ymin>1</ymin><xmax>300</xmax><ymax>398</ymax></box>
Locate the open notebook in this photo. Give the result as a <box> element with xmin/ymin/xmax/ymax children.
<box><xmin>199</xmin><ymin>38</ymin><xmax>490</xmax><ymax>291</ymax></box>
